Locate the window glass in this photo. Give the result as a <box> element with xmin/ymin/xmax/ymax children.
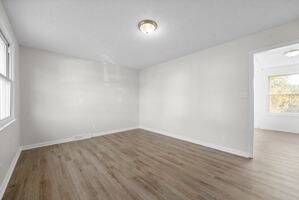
<box><xmin>269</xmin><ymin>74</ymin><xmax>299</xmax><ymax>113</ymax></box>
<box><xmin>0</xmin><ymin>31</ymin><xmax>12</xmax><ymax>122</ymax></box>
<box><xmin>0</xmin><ymin>78</ymin><xmax>11</xmax><ymax>120</ymax></box>
<box><xmin>0</xmin><ymin>37</ymin><xmax>7</xmax><ymax>76</ymax></box>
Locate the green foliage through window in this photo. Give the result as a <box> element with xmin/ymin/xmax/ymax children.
<box><xmin>269</xmin><ymin>74</ymin><xmax>299</xmax><ymax>113</ymax></box>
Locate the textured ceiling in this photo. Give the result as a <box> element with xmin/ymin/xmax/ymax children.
<box><xmin>3</xmin><ymin>0</ymin><xmax>299</xmax><ymax>68</ymax></box>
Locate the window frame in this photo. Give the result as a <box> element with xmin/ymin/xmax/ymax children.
<box><xmin>0</xmin><ymin>29</ymin><xmax>15</xmax><ymax>130</ymax></box>
<box><xmin>268</xmin><ymin>73</ymin><xmax>299</xmax><ymax>116</ymax></box>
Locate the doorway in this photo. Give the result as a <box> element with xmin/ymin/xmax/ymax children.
<box><xmin>250</xmin><ymin>42</ymin><xmax>299</xmax><ymax>157</ymax></box>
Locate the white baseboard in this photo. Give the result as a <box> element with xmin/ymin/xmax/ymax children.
<box><xmin>0</xmin><ymin>126</ymin><xmax>248</xmax><ymax>198</ymax></box>
<box><xmin>21</xmin><ymin>134</ymin><xmax>92</xmax><ymax>150</ymax></box>
<box><xmin>0</xmin><ymin>148</ymin><xmax>22</xmax><ymax>200</ymax></box>
<box><xmin>140</xmin><ymin>126</ymin><xmax>250</xmax><ymax>158</ymax></box>
<box><xmin>0</xmin><ymin>126</ymin><xmax>138</xmax><ymax>198</ymax></box>
<box><xmin>257</xmin><ymin>127</ymin><xmax>299</xmax><ymax>134</ymax></box>
<box><xmin>21</xmin><ymin>126</ymin><xmax>139</xmax><ymax>151</ymax></box>
<box><xmin>92</xmin><ymin>126</ymin><xmax>139</xmax><ymax>137</ymax></box>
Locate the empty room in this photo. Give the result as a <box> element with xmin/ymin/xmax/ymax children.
<box><xmin>0</xmin><ymin>0</ymin><xmax>299</xmax><ymax>199</ymax></box>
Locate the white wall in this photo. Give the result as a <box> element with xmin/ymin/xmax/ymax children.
<box><xmin>0</xmin><ymin>1</ymin><xmax>20</xmax><ymax>193</ymax></box>
<box><xmin>139</xmin><ymin>20</ymin><xmax>299</xmax><ymax>156</ymax></box>
<box><xmin>20</xmin><ymin>46</ymin><xmax>139</xmax><ymax>146</ymax></box>
<box><xmin>254</xmin><ymin>62</ymin><xmax>299</xmax><ymax>133</ymax></box>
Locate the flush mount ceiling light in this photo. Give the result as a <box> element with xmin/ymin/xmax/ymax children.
<box><xmin>284</xmin><ymin>49</ymin><xmax>299</xmax><ymax>57</ymax></box>
<box><xmin>138</xmin><ymin>20</ymin><xmax>158</xmax><ymax>35</ymax></box>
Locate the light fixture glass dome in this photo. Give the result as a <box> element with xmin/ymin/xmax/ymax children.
<box><xmin>138</xmin><ymin>20</ymin><xmax>157</xmax><ymax>35</ymax></box>
<box><xmin>284</xmin><ymin>49</ymin><xmax>299</xmax><ymax>57</ymax></box>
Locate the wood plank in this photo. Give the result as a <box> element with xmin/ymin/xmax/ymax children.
<box><xmin>3</xmin><ymin>129</ymin><xmax>299</xmax><ymax>200</ymax></box>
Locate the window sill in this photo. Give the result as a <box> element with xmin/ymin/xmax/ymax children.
<box><xmin>0</xmin><ymin>118</ymin><xmax>16</xmax><ymax>132</ymax></box>
<box><xmin>268</xmin><ymin>113</ymin><xmax>299</xmax><ymax>117</ymax></box>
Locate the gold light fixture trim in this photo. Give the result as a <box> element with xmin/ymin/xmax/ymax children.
<box><xmin>138</xmin><ymin>20</ymin><xmax>158</xmax><ymax>35</ymax></box>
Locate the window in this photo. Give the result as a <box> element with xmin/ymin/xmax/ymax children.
<box><xmin>0</xmin><ymin>30</ymin><xmax>12</xmax><ymax>124</ymax></box>
<box><xmin>269</xmin><ymin>74</ymin><xmax>299</xmax><ymax>114</ymax></box>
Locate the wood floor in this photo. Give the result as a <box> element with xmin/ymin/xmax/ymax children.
<box><xmin>3</xmin><ymin>129</ymin><xmax>299</xmax><ymax>200</ymax></box>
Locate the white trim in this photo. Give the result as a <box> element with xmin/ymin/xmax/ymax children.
<box><xmin>0</xmin><ymin>147</ymin><xmax>21</xmax><ymax>200</ymax></box>
<box><xmin>140</xmin><ymin>126</ymin><xmax>250</xmax><ymax>158</ymax></box>
<box><xmin>257</xmin><ymin>127</ymin><xmax>299</xmax><ymax>134</ymax></box>
<box><xmin>21</xmin><ymin>126</ymin><xmax>139</xmax><ymax>150</ymax></box>
<box><xmin>92</xmin><ymin>126</ymin><xmax>139</xmax><ymax>137</ymax></box>
<box><xmin>21</xmin><ymin>134</ymin><xmax>92</xmax><ymax>150</ymax></box>
<box><xmin>0</xmin><ymin>126</ymin><xmax>250</xmax><ymax>199</ymax></box>
<box><xmin>0</xmin><ymin>127</ymin><xmax>138</xmax><ymax>198</ymax></box>
<box><xmin>248</xmin><ymin>52</ymin><xmax>255</xmax><ymax>158</ymax></box>
<box><xmin>268</xmin><ymin>112</ymin><xmax>299</xmax><ymax>117</ymax></box>
<box><xmin>0</xmin><ymin>29</ymin><xmax>15</xmax><ymax>128</ymax></box>
<box><xmin>0</xmin><ymin>118</ymin><xmax>16</xmax><ymax>132</ymax></box>
<box><xmin>250</xmin><ymin>40</ymin><xmax>299</xmax><ymax>157</ymax></box>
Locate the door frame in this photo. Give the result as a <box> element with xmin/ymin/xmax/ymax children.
<box><xmin>248</xmin><ymin>40</ymin><xmax>299</xmax><ymax>158</ymax></box>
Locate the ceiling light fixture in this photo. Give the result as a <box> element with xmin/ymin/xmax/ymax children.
<box><xmin>284</xmin><ymin>49</ymin><xmax>299</xmax><ymax>57</ymax></box>
<box><xmin>138</xmin><ymin>20</ymin><xmax>157</xmax><ymax>35</ymax></box>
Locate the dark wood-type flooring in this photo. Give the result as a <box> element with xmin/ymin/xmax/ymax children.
<box><xmin>3</xmin><ymin>129</ymin><xmax>299</xmax><ymax>200</ymax></box>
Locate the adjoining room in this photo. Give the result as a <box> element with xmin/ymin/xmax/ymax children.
<box><xmin>254</xmin><ymin>43</ymin><xmax>299</xmax><ymax>134</ymax></box>
<box><xmin>0</xmin><ymin>0</ymin><xmax>299</xmax><ymax>199</ymax></box>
